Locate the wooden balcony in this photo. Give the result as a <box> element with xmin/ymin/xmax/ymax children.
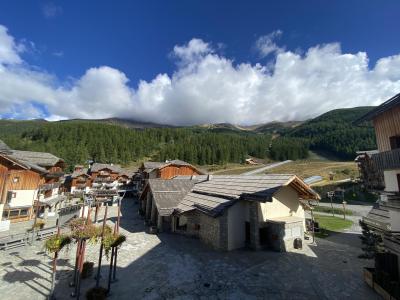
<box><xmin>39</xmin><ymin>182</ymin><xmax>61</xmax><ymax>191</ymax></box>
<box><xmin>372</xmin><ymin>148</ymin><xmax>400</xmax><ymax>171</ymax></box>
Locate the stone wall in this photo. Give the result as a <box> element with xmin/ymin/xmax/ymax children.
<box><xmin>266</xmin><ymin>219</ymin><xmax>304</xmax><ymax>252</ymax></box>
<box><xmin>174</xmin><ymin>210</ymin><xmax>229</xmax><ymax>251</ymax></box>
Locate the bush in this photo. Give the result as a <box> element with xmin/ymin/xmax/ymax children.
<box><xmin>44</xmin><ymin>235</ymin><xmax>72</xmax><ymax>253</ymax></box>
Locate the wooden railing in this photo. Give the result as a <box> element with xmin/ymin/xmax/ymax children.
<box><xmin>372</xmin><ymin>148</ymin><xmax>400</xmax><ymax>171</ymax></box>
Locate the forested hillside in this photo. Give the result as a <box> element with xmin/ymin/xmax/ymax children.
<box><xmin>0</xmin><ymin>106</ymin><xmax>377</xmax><ymax>169</ymax></box>
<box><xmin>0</xmin><ymin>120</ymin><xmax>271</xmax><ymax>170</ymax></box>
<box><xmin>285</xmin><ymin>107</ymin><xmax>376</xmax><ymax>159</ymax></box>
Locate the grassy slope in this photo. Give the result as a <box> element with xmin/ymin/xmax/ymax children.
<box><xmin>314</xmin><ymin>215</ymin><xmax>353</xmax><ymax>238</ymax></box>
<box><xmin>264</xmin><ymin>159</ymin><xmax>358</xmax><ymax>182</ymax></box>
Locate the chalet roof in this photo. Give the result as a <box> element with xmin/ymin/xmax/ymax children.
<box><xmin>90</xmin><ymin>163</ymin><xmax>122</xmax><ymax>173</ymax></box>
<box><xmin>10</xmin><ymin>150</ymin><xmax>63</xmax><ymax>167</ymax></box>
<box><xmin>176</xmin><ymin>174</ymin><xmax>320</xmax><ymax>217</ymax></box>
<box><xmin>355</xmin><ymin>150</ymin><xmax>379</xmax><ymax>156</ymax></box>
<box><xmin>0</xmin><ymin>139</ymin><xmax>12</xmax><ymax>154</ymax></box>
<box><xmin>71</xmin><ymin>168</ymin><xmax>89</xmax><ymax>178</ymax></box>
<box><xmin>141</xmin><ymin>160</ymin><xmax>205</xmax><ymax>174</ymax></box>
<box><xmin>147</xmin><ymin>179</ymin><xmax>195</xmax><ymax>216</ymax></box>
<box><xmin>173</xmin><ymin>175</ymin><xmax>209</xmax><ymax>182</ymax></box>
<box><xmin>0</xmin><ymin>153</ymin><xmax>48</xmax><ymax>173</ymax></box>
<box><xmin>355</xmin><ymin>92</ymin><xmax>400</xmax><ymax>123</ymax></box>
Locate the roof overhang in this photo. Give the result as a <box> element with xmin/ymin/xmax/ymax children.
<box><xmin>354</xmin><ymin>92</ymin><xmax>400</xmax><ymax>124</ymax></box>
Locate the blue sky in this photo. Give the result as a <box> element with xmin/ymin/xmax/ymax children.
<box><xmin>0</xmin><ymin>1</ymin><xmax>400</xmax><ymax>124</ymax></box>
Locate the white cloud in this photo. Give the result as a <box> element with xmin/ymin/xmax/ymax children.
<box><xmin>0</xmin><ymin>25</ymin><xmax>400</xmax><ymax>124</ymax></box>
<box><xmin>42</xmin><ymin>2</ymin><xmax>63</xmax><ymax>19</ymax></box>
<box><xmin>255</xmin><ymin>30</ymin><xmax>284</xmax><ymax>58</ymax></box>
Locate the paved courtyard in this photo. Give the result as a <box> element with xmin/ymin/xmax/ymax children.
<box><xmin>0</xmin><ymin>198</ymin><xmax>378</xmax><ymax>300</ymax></box>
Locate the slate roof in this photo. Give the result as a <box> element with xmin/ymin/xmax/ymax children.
<box><xmin>141</xmin><ymin>160</ymin><xmax>205</xmax><ymax>174</ymax></box>
<box><xmin>176</xmin><ymin>174</ymin><xmax>319</xmax><ymax>217</ymax></box>
<box><xmin>355</xmin><ymin>92</ymin><xmax>400</xmax><ymax>123</ymax></box>
<box><xmin>172</xmin><ymin>175</ymin><xmax>209</xmax><ymax>182</ymax></box>
<box><xmin>71</xmin><ymin>168</ymin><xmax>89</xmax><ymax>178</ymax></box>
<box><xmin>0</xmin><ymin>139</ymin><xmax>11</xmax><ymax>154</ymax></box>
<box><xmin>10</xmin><ymin>150</ymin><xmax>63</xmax><ymax>167</ymax></box>
<box><xmin>147</xmin><ymin>179</ymin><xmax>195</xmax><ymax>216</ymax></box>
<box><xmin>90</xmin><ymin>163</ymin><xmax>122</xmax><ymax>173</ymax></box>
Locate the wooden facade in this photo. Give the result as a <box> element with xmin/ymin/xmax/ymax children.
<box><xmin>158</xmin><ymin>165</ymin><xmax>202</xmax><ymax>179</ymax></box>
<box><xmin>0</xmin><ymin>156</ymin><xmax>43</xmax><ymax>222</ymax></box>
<box><xmin>373</xmin><ymin>105</ymin><xmax>400</xmax><ymax>152</ymax></box>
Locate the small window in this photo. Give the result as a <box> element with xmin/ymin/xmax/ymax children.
<box><xmin>9</xmin><ymin>210</ymin><xmax>19</xmax><ymax>217</ymax></box>
<box><xmin>13</xmin><ymin>177</ymin><xmax>20</xmax><ymax>183</ymax></box>
<box><xmin>390</xmin><ymin>136</ymin><xmax>400</xmax><ymax>150</ymax></box>
<box><xmin>11</xmin><ymin>192</ymin><xmax>16</xmax><ymax>198</ymax></box>
<box><xmin>19</xmin><ymin>209</ymin><xmax>28</xmax><ymax>216</ymax></box>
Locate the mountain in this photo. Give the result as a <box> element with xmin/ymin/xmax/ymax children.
<box><xmin>60</xmin><ymin>117</ymin><xmax>175</xmax><ymax>129</ymax></box>
<box><xmin>0</xmin><ymin>106</ymin><xmax>377</xmax><ymax>167</ymax></box>
<box><xmin>285</xmin><ymin>106</ymin><xmax>376</xmax><ymax>159</ymax></box>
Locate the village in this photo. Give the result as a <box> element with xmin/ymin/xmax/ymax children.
<box><xmin>0</xmin><ymin>92</ymin><xmax>399</xmax><ymax>299</ymax></box>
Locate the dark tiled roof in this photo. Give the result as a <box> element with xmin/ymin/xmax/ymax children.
<box><xmin>0</xmin><ymin>139</ymin><xmax>11</xmax><ymax>154</ymax></box>
<box><xmin>90</xmin><ymin>163</ymin><xmax>122</xmax><ymax>173</ymax></box>
<box><xmin>71</xmin><ymin>168</ymin><xmax>89</xmax><ymax>178</ymax></box>
<box><xmin>176</xmin><ymin>174</ymin><xmax>319</xmax><ymax>217</ymax></box>
<box><xmin>10</xmin><ymin>150</ymin><xmax>63</xmax><ymax>167</ymax></box>
<box><xmin>355</xmin><ymin>92</ymin><xmax>400</xmax><ymax>123</ymax></box>
<box><xmin>147</xmin><ymin>179</ymin><xmax>195</xmax><ymax>216</ymax></box>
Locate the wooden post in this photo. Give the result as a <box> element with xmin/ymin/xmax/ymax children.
<box><xmin>49</xmin><ymin>223</ymin><xmax>60</xmax><ymax>299</ymax></box>
<box><xmin>112</xmin><ymin>197</ymin><xmax>121</xmax><ymax>281</ymax></box>
<box><xmin>107</xmin><ymin>247</ymin><xmax>115</xmax><ymax>294</ymax></box>
<box><xmin>95</xmin><ymin>205</ymin><xmax>108</xmax><ymax>288</ymax></box>
<box><xmin>343</xmin><ymin>201</ymin><xmax>347</xmax><ymax>220</ymax></box>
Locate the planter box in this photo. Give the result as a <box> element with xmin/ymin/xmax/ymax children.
<box><xmin>374</xmin><ymin>282</ymin><xmax>391</xmax><ymax>300</ymax></box>
<box><xmin>364</xmin><ymin>268</ymin><xmax>375</xmax><ymax>288</ymax></box>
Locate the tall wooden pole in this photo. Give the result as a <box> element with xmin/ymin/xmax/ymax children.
<box><xmin>95</xmin><ymin>205</ymin><xmax>108</xmax><ymax>288</ymax></box>
<box><xmin>112</xmin><ymin>198</ymin><xmax>121</xmax><ymax>282</ymax></box>
<box><xmin>49</xmin><ymin>222</ymin><xmax>60</xmax><ymax>299</ymax></box>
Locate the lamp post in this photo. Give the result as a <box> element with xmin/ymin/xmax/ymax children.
<box><xmin>342</xmin><ymin>201</ymin><xmax>347</xmax><ymax>220</ymax></box>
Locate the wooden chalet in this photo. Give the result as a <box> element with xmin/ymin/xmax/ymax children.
<box><xmin>89</xmin><ymin>163</ymin><xmax>121</xmax><ymax>190</ymax></box>
<box><xmin>137</xmin><ymin>160</ymin><xmax>204</xmax><ymax>193</ymax></box>
<box><xmin>0</xmin><ymin>140</ymin><xmax>65</xmax><ymax>222</ymax></box>
<box><xmin>357</xmin><ymin>92</ymin><xmax>400</xmax><ymax>279</ymax></box>
<box><xmin>68</xmin><ymin>165</ymin><xmax>90</xmax><ymax>193</ymax></box>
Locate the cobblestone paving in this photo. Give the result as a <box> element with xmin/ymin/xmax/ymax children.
<box><xmin>0</xmin><ymin>198</ymin><xmax>379</xmax><ymax>300</ymax></box>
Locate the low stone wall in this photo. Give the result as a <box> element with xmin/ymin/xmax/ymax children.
<box><xmin>266</xmin><ymin>219</ymin><xmax>304</xmax><ymax>252</ymax></box>
<box><xmin>175</xmin><ymin>210</ymin><xmax>229</xmax><ymax>251</ymax></box>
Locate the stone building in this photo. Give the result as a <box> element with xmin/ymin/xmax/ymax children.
<box><xmin>140</xmin><ymin>174</ymin><xmax>319</xmax><ymax>252</ymax></box>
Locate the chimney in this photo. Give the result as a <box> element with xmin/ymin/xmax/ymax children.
<box><xmin>207</xmin><ymin>174</ymin><xmax>213</xmax><ymax>181</ymax></box>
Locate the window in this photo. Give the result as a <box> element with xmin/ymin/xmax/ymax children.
<box><xmin>9</xmin><ymin>210</ymin><xmax>19</xmax><ymax>217</ymax></box>
<box><xmin>194</xmin><ymin>224</ymin><xmax>200</xmax><ymax>230</ymax></box>
<box><xmin>12</xmin><ymin>177</ymin><xmax>20</xmax><ymax>183</ymax></box>
<box><xmin>19</xmin><ymin>209</ymin><xmax>28</xmax><ymax>216</ymax></box>
<box><xmin>11</xmin><ymin>192</ymin><xmax>16</xmax><ymax>198</ymax></box>
<box><xmin>390</xmin><ymin>136</ymin><xmax>400</xmax><ymax>150</ymax></box>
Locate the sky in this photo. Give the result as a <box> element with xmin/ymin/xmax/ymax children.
<box><xmin>0</xmin><ymin>0</ymin><xmax>400</xmax><ymax>125</ymax></box>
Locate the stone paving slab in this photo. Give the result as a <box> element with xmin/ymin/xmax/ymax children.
<box><xmin>0</xmin><ymin>198</ymin><xmax>379</xmax><ymax>300</ymax></box>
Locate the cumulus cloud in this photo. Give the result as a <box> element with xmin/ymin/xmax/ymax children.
<box><xmin>0</xmin><ymin>25</ymin><xmax>400</xmax><ymax>124</ymax></box>
<box><xmin>42</xmin><ymin>2</ymin><xmax>63</xmax><ymax>19</ymax></box>
<box><xmin>255</xmin><ymin>30</ymin><xmax>284</xmax><ymax>58</ymax></box>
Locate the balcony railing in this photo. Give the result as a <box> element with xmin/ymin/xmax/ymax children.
<box><xmin>45</xmin><ymin>172</ymin><xmax>64</xmax><ymax>179</ymax></box>
<box><xmin>372</xmin><ymin>148</ymin><xmax>400</xmax><ymax>171</ymax></box>
<box><xmin>94</xmin><ymin>177</ymin><xmax>113</xmax><ymax>183</ymax></box>
<box><xmin>39</xmin><ymin>182</ymin><xmax>61</xmax><ymax>191</ymax></box>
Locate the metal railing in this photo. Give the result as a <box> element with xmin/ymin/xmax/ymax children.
<box><xmin>372</xmin><ymin>148</ymin><xmax>400</xmax><ymax>171</ymax></box>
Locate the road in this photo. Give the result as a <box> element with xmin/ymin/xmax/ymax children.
<box><xmin>242</xmin><ymin>160</ymin><xmax>292</xmax><ymax>175</ymax></box>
